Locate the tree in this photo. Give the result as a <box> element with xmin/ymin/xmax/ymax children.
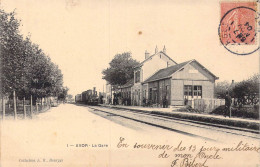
<box><xmin>0</xmin><ymin>9</ymin><xmax>24</xmax><ymax>96</ymax></box>
<box><xmin>215</xmin><ymin>80</ymin><xmax>232</xmax><ymax>98</ymax></box>
<box><xmin>58</xmin><ymin>87</ymin><xmax>69</xmax><ymax>101</ymax></box>
<box><xmin>67</xmin><ymin>94</ymin><xmax>73</xmax><ymax>99</ymax></box>
<box><xmin>102</xmin><ymin>52</ymin><xmax>139</xmax><ymax>85</ymax></box>
<box><xmin>232</xmin><ymin>74</ymin><xmax>259</xmax><ymax>106</ymax></box>
<box><xmin>0</xmin><ymin>9</ymin><xmax>66</xmax><ymax>101</ymax></box>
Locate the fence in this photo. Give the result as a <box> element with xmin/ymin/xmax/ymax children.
<box><xmin>0</xmin><ymin>95</ymin><xmax>51</xmax><ymax>120</ymax></box>
<box><xmin>188</xmin><ymin>98</ymin><xmax>225</xmax><ymax>113</ymax></box>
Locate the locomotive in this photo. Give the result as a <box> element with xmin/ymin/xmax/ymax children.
<box><xmin>75</xmin><ymin>87</ymin><xmax>99</xmax><ymax>105</ymax></box>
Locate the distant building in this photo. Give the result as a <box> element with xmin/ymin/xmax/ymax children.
<box><xmin>105</xmin><ymin>82</ymin><xmax>112</xmax><ymax>104</ymax></box>
<box><xmin>118</xmin><ymin>78</ymin><xmax>134</xmax><ymax>105</ymax></box>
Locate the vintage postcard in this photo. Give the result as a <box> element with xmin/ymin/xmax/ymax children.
<box><xmin>0</xmin><ymin>0</ymin><xmax>259</xmax><ymax>167</ymax></box>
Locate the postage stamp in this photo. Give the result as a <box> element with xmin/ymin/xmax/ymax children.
<box><xmin>219</xmin><ymin>1</ymin><xmax>259</xmax><ymax>55</ymax></box>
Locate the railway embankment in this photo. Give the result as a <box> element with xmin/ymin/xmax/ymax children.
<box><xmin>100</xmin><ymin>104</ymin><xmax>260</xmax><ymax>133</ymax></box>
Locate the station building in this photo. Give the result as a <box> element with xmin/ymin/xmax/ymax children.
<box><xmin>131</xmin><ymin>46</ymin><xmax>218</xmax><ymax>107</ymax></box>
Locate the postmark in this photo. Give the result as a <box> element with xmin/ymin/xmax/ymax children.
<box><xmin>218</xmin><ymin>1</ymin><xmax>259</xmax><ymax>55</ymax></box>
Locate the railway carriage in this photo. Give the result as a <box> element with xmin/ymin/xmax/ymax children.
<box><xmin>76</xmin><ymin>87</ymin><xmax>99</xmax><ymax>105</ymax></box>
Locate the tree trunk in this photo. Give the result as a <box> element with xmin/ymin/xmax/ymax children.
<box><xmin>23</xmin><ymin>97</ymin><xmax>26</xmax><ymax>119</ymax></box>
<box><xmin>13</xmin><ymin>91</ymin><xmax>17</xmax><ymax>120</ymax></box>
<box><xmin>2</xmin><ymin>97</ymin><xmax>5</xmax><ymax>120</ymax></box>
<box><xmin>30</xmin><ymin>95</ymin><xmax>33</xmax><ymax>118</ymax></box>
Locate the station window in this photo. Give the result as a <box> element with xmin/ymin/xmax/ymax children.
<box><xmin>193</xmin><ymin>85</ymin><xmax>202</xmax><ymax>97</ymax></box>
<box><xmin>184</xmin><ymin>85</ymin><xmax>192</xmax><ymax>96</ymax></box>
<box><xmin>135</xmin><ymin>71</ymin><xmax>140</xmax><ymax>83</ymax></box>
<box><xmin>184</xmin><ymin>85</ymin><xmax>202</xmax><ymax>98</ymax></box>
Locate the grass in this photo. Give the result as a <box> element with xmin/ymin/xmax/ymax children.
<box><xmin>150</xmin><ymin>110</ymin><xmax>259</xmax><ymax>130</ymax></box>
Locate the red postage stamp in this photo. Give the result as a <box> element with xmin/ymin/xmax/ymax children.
<box><xmin>220</xmin><ymin>1</ymin><xmax>257</xmax><ymax>46</ymax></box>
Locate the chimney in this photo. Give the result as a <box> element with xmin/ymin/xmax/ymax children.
<box><xmin>163</xmin><ymin>45</ymin><xmax>166</xmax><ymax>53</ymax></box>
<box><xmin>155</xmin><ymin>45</ymin><xmax>158</xmax><ymax>53</ymax></box>
<box><xmin>230</xmin><ymin>80</ymin><xmax>235</xmax><ymax>89</ymax></box>
<box><xmin>93</xmin><ymin>87</ymin><xmax>96</xmax><ymax>95</ymax></box>
<box><xmin>145</xmin><ymin>50</ymin><xmax>150</xmax><ymax>59</ymax></box>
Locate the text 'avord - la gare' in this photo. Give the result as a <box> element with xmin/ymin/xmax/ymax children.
<box><xmin>67</xmin><ymin>144</ymin><xmax>109</xmax><ymax>148</ymax></box>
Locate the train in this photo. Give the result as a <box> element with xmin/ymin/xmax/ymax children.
<box><xmin>75</xmin><ymin>87</ymin><xmax>99</xmax><ymax>105</ymax></box>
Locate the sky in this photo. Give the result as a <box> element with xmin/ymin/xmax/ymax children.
<box><xmin>1</xmin><ymin>0</ymin><xmax>259</xmax><ymax>96</ymax></box>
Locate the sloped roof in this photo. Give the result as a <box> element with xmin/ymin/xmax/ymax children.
<box><xmin>143</xmin><ymin>60</ymin><xmax>191</xmax><ymax>83</ymax></box>
<box><xmin>143</xmin><ymin>59</ymin><xmax>218</xmax><ymax>83</ymax></box>
<box><xmin>119</xmin><ymin>78</ymin><xmax>134</xmax><ymax>88</ymax></box>
<box><xmin>135</xmin><ymin>51</ymin><xmax>177</xmax><ymax>68</ymax></box>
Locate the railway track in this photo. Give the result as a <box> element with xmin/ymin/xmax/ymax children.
<box><xmin>87</xmin><ymin>105</ymin><xmax>260</xmax><ymax>142</ymax></box>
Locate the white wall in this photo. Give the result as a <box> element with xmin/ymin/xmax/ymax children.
<box><xmin>142</xmin><ymin>53</ymin><xmax>176</xmax><ymax>82</ymax></box>
<box><xmin>132</xmin><ymin>52</ymin><xmax>177</xmax><ymax>106</ymax></box>
<box><xmin>172</xmin><ymin>61</ymin><xmax>215</xmax><ymax>81</ymax></box>
<box><xmin>170</xmin><ymin>61</ymin><xmax>216</xmax><ymax>106</ymax></box>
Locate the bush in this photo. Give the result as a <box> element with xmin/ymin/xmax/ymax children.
<box><xmin>211</xmin><ymin>105</ymin><xmax>259</xmax><ymax>119</ymax></box>
<box><xmin>177</xmin><ymin>105</ymin><xmax>201</xmax><ymax>113</ymax></box>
